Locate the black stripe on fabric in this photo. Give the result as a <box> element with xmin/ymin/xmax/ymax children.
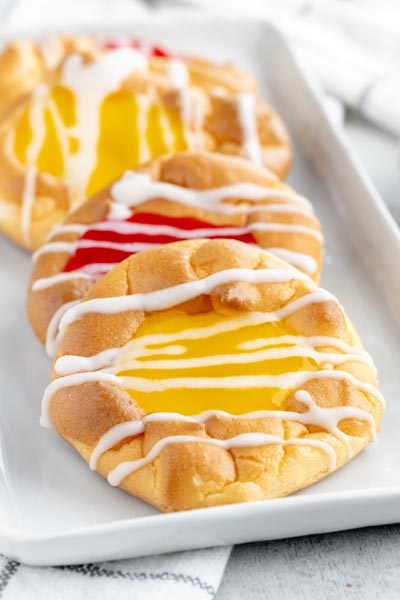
<box><xmin>0</xmin><ymin>559</ymin><xmax>19</xmax><ymax>598</ymax></box>
<box><xmin>55</xmin><ymin>564</ymin><xmax>216</xmax><ymax>597</ymax></box>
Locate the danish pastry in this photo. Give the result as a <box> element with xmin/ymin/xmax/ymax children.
<box><xmin>42</xmin><ymin>238</ymin><xmax>383</xmax><ymax>512</ymax></box>
<box><xmin>0</xmin><ymin>41</ymin><xmax>291</xmax><ymax>250</ymax></box>
<box><xmin>26</xmin><ymin>152</ymin><xmax>322</xmax><ymax>356</ymax></box>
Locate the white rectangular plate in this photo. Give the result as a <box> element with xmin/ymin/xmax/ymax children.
<box><xmin>1</xmin><ymin>17</ymin><xmax>400</xmax><ymax>566</ymax></box>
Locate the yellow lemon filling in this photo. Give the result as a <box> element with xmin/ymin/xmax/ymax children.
<box><xmin>115</xmin><ymin>311</ymin><xmax>320</xmax><ymax>415</ymax></box>
<box><xmin>14</xmin><ymin>86</ymin><xmax>188</xmax><ymax>198</ymax></box>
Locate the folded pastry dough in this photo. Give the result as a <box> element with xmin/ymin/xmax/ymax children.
<box><xmin>0</xmin><ymin>39</ymin><xmax>291</xmax><ymax>250</ymax></box>
<box><xmin>26</xmin><ymin>151</ymin><xmax>322</xmax><ymax>355</ymax></box>
<box><xmin>41</xmin><ymin>238</ymin><xmax>383</xmax><ymax>512</ymax></box>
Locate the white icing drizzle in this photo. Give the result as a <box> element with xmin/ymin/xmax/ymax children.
<box><xmin>180</xmin><ymin>89</ymin><xmax>201</xmax><ymax>145</ymax></box>
<box><xmin>21</xmin><ymin>84</ymin><xmax>49</xmax><ymax>248</ymax></box>
<box><xmin>239</xmin><ymin>334</ymin><xmax>369</xmax><ymax>356</ymax></box>
<box><xmin>38</xmin><ymin>36</ymin><xmax>64</xmax><ymax>70</ymax></box>
<box><xmin>107</xmin><ymin>433</ymin><xmax>337</xmax><ymax>486</ymax></box>
<box><xmin>59</xmin><ymin>267</ymin><xmax>313</xmax><ymax>329</ymax></box>
<box><xmin>32</xmin><ymin>271</ymin><xmax>92</xmax><ymax>292</ymax></box>
<box><xmin>33</xmin><ymin>241</ymin><xmax>75</xmax><ymax>261</ymax></box>
<box><xmin>48</xmin><ymin>98</ymin><xmax>70</xmax><ymax>165</ymax></box>
<box><xmin>45</xmin><ymin>300</ymin><xmax>80</xmax><ymax>358</ymax></box>
<box><xmin>118</xmin><ymin>370</ymin><xmax>383</xmax><ymax>407</ymax></box>
<box><xmin>136</xmin><ymin>95</ymin><xmax>152</xmax><ymax>164</ymax></box>
<box><xmin>108</xmin><ymin>345</ymin><xmax>372</xmax><ymax>373</ymax></box>
<box><xmin>61</xmin><ymin>49</ymin><xmax>147</xmax><ymax>197</ymax></box>
<box><xmin>75</xmin><ymin>262</ymin><xmax>118</xmax><ymax>277</ymax></box>
<box><xmin>106</xmin><ymin>201</ymin><xmax>133</xmax><ymax>221</ymax></box>
<box><xmin>26</xmin><ymin>84</ymin><xmax>48</xmax><ymax>165</ymax></box>
<box><xmin>111</xmin><ymin>173</ymin><xmax>312</xmax><ymax>214</ymax></box>
<box><xmin>47</xmin><ymin>290</ymin><xmax>340</xmax><ymax>401</ymax></box>
<box><xmin>180</xmin><ymin>89</ymin><xmax>193</xmax><ymax>123</ymax></box>
<box><xmin>20</xmin><ymin>166</ymin><xmax>37</xmax><ymax>249</ymax></box>
<box><xmin>266</xmin><ymin>248</ymin><xmax>318</xmax><ymax>275</ymax></box>
<box><xmin>45</xmin><ymin>223</ymin><xmax>88</xmax><ymax>242</ymax></box>
<box><xmin>89</xmin><ymin>389</ymin><xmax>376</xmax><ymax>474</ymax></box>
<box><xmin>167</xmin><ymin>59</ymin><xmax>189</xmax><ymax>89</ymax></box>
<box><xmin>43</xmin><ymin>281</ymin><xmax>383</xmax><ymax>432</ymax></box>
<box><xmin>33</xmin><ymin>219</ymin><xmax>321</xmax><ymax>265</ymax></box>
<box><xmin>166</xmin><ymin>58</ymin><xmax>204</xmax><ymax>146</ymax></box>
<box><xmin>40</xmin><ymin>371</ymin><xmax>120</xmax><ymax>428</ymax></box>
<box><xmin>54</xmin><ymin>317</ymin><xmax>374</xmax><ymax>376</ymax></box>
<box><xmin>89</xmin><ymin>421</ymin><xmax>145</xmax><ymax>470</ymax></box>
<box><xmin>56</xmin><ymin>347</ymin><xmax>123</xmax><ymax>376</ymax></box>
<box><xmin>236</xmin><ymin>93</ymin><xmax>262</xmax><ymax>164</ymax></box>
<box><xmin>158</xmin><ymin>104</ymin><xmax>176</xmax><ymax>149</ymax></box>
<box><xmin>33</xmin><ymin>239</ymin><xmax>159</xmax><ymax>262</ymax></box>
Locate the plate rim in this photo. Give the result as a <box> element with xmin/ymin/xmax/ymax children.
<box><xmin>2</xmin><ymin>487</ymin><xmax>400</xmax><ymax>564</ymax></box>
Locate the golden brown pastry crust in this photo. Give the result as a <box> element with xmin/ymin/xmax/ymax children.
<box><xmin>47</xmin><ymin>239</ymin><xmax>383</xmax><ymax>512</ymax></box>
<box><xmin>0</xmin><ymin>41</ymin><xmax>291</xmax><ymax>250</ymax></box>
<box><xmin>26</xmin><ymin>151</ymin><xmax>322</xmax><ymax>349</ymax></box>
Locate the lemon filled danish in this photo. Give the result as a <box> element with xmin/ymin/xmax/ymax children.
<box><xmin>42</xmin><ymin>238</ymin><xmax>383</xmax><ymax>512</ymax></box>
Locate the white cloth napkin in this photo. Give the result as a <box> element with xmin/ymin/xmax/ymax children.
<box><xmin>176</xmin><ymin>0</ymin><xmax>400</xmax><ymax>135</ymax></box>
<box><xmin>0</xmin><ymin>547</ymin><xmax>232</xmax><ymax>599</ymax></box>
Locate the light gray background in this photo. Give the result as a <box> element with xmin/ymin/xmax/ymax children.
<box><xmin>216</xmin><ymin>115</ymin><xmax>400</xmax><ymax>600</ymax></box>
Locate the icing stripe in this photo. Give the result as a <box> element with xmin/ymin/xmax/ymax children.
<box><xmin>55</xmin><ymin>344</ymin><xmax>373</xmax><ymax>376</ymax></box>
<box><xmin>33</xmin><ymin>239</ymin><xmax>159</xmax><ymax>262</ymax></box>
<box><xmin>239</xmin><ymin>335</ymin><xmax>369</xmax><ymax>357</ymax></box>
<box><xmin>34</xmin><ymin>220</ymin><xmax>322</xmax><ymax>265</ymax></box>
<box><xmin>89</xmin><ymin>390</ymin><xmax>376</xmax><ymax>471</ymax></box>
<box><xmin>89</xmin><ymin>421</ymin><xmax>145</xmax><ymax>470</ymax></box>
<box><xmin>32</xmin><ymin>271</ymin><xmax>93</xmax><ymax>291</ymax></box>
<box><xmin>111</xmin><ymin>174</ymin><xmax>312</xmax><ymax>211</ymax></box>
<box><xmin>107</xmin><ymin>434</ymin><xmax>336</xmax><ymax>486</ymax></box>
<box><xmin>118</xmin><ymin>370</ymin><xmax>384</xmax><ymax>406</ymax></box>
<box><xmin>21</xmin><ymin>166</ymin><xmax>37</xmax><ymax>249</ymax></box>
<box><xmin>56</xmin><ymin>347</ymin><xmax>123</xmax><ymax>375</ymax></box>
<box><xmin>266</xmin><ymin>248</ymin><xmax>318</xmax><ymax>275</ymax></box>
<box><xmin>110</xmin><ymin>346</ymin><xmax>373</xmax><ymax>373</ymax></box>
<box><xmin>117</xmin><ymin>313</ymin><xmax>342</xmax><ymax>359</ymax></box>
<box><xmin>43</xmin><ymin>360</ymin><xmax>383</xmax><ymax>429</ymax></box>
<box><xmin>73</xmin><ymin>262</ymin><xmax>118</xmax><ymax>277</ymax></box>
<box><xmin>45</xmin><ymin>299</ymin><xmax>80</xmax><ymax>358</ymax></box>
<box><xmin>61</xmin><ymin>49</ymin><xmax>147</xmax><ymax>197</ymax></box>
<box><xmin>40</xmin><ymin>371</ymin><xmax>120</xmax><ymax>428</ymax></box>
<box><xmin>167</xmin><ymin>59</ymin><xmax>189</xmax><ymax>89</ymax></box>
<box><xmin>54</xmin><ymin>329</ymin><xmax>373</xmax><ymax>376</ymax></box>
<box><xmin>236</xmin><ymin>93</ymin><xmax>262</xmax><ymax>164</ymax></box>
<box><xmin>46</xmin><ymin>223</ymin><xmax>87</xmax><ymax>241</ymax></box>
<box><xmin>87</xmin><ymin>220</ymin><xmax>321</xmax><ymax>241</ymax></box>
<box><xmin>59</xmin><ymin>268</ymin><xmax>314</xmax><ymax>329</ymax></box>
<box><xmin>49</xmin><ymin>289</ymin><xmax>339</xmax><ymax>366</ymax></box>
<box><xmin>21</xmin><ymin>86</ymin><xmax>48</xmax><ymax>246</ymax></box>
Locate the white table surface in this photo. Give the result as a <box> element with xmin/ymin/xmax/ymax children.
<box><xmin>216</xmin><ymin>114</ymin><xmax>400</xmax><ymax>600</ymax></box>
